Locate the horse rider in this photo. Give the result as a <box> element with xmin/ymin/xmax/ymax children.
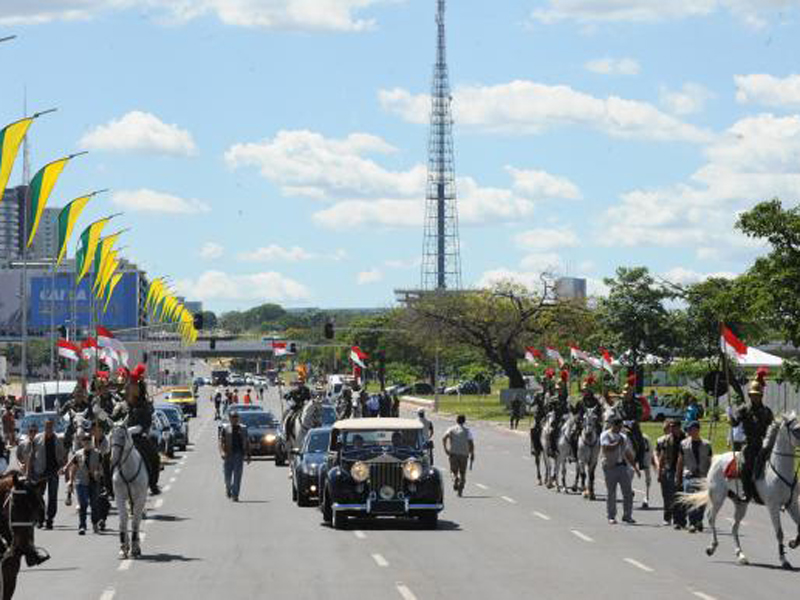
<box><xmin>417</xmin><ymin>408</ymin><xmax>435</xmax><ymax>463</ymax></box>
<box><xmin>545</xmin><ymin>370</ymin><xmax>570</xmax><ymax>457</ymax></box>
<box><xmin>730</xmin><ymin>369</ymin><xmax>774</xmax><ymax>502</ymax></box>
<box><xmin>114</xmin><ymin>364</ymin><xmax>161</xmax><ymax>496</ymax></box>
<box><xmin>572</xmin><ymin>376</ymin><xmax>602</xmax><ymax>448</ymax></box>
<box><xmin>529</xmin><ymin>390</ymin><xmax>547</xmax><ymax>456</ymax></box>
<box><xmin>620</xmin><ymin>374</ymin><xmax>645</xmax><ymax>468</ymax></box>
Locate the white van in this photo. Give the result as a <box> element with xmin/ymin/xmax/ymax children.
<box><xmin>25</xmin><ymin>381</ymin><xmax>77</xmax><ymax>413</ymax></box>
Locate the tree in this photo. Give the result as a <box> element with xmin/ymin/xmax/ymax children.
<box><xmin>736</xmin><ymin>199</ymin><xmax>800</xmax><ymax>345</ymax></box>
<box><xmin>201</xmin><ymin>311</ymin><xmax>218</xmax><ymax>330</ymax></box>
<box><xmin>404</xmin><ymin>279</ymin><xmax>577</xmax><ymax>389</ymax></box>
<box><xmin>599</xmin><ymin>267</ymin><xmax>677</xmax><ymax>372</ymax></box>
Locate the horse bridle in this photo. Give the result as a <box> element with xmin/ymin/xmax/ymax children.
<box><xmin>111</xmin><ymin>429</ymin><xmax>143</xmax><ymax>487</ymax></box>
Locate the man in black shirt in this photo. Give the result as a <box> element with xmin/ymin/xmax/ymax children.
<box><xmin>655</xmin><ymin>420</ymin><xmax>686</xmax><ymax>528</ymax></box>
<box><xmin>220</xmin><ymin>412</ymin><xmax>250</xmax><ymax>501</ymax></box>
<box><xmin>731</xmin><ymin>371</ymin><xmax>774</xmax><ymax>502</ymax></box>
<box><xmin>31</xmin><ymin>418</ymin><xmax>66</xmax><ymax>529</ymax></box>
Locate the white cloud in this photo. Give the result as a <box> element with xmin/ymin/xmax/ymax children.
<box><xmin>112</xmin><ymin>189</ymin><xmax>210</xmax><ymax>214</ymax></box>
<box><xmin>225</xmin><ymin>130</ymin><xmax>425</xmax><ymax>200</ymax></box>
<box><xmin>356</xmin><ymin>269</ymin><xmax>383</xmax><ymax>285</ymax></box>
<box><xmin>602</xmin><ymin>113</ymin><xmax>800</xmax><ymax>256</ymax></box>
<box><xmin>176</xmin><ymin>270</ymin><xmax>311</xmax><ymax>303</ymax></box>
<box><xmin>660</xmin><ymin>267</ymin><xmax>738</xmax><ymax>285</ymax></box>
<box><xmin>585</xmin><ymin>57</ymin><xmax>641</xmax><ymax>76</ymax></box>
<box><xmin>79</xmin><ymin>111</ymin><xmax>197</xmax><ymax>156</ymax></box>
<box><xmin>312</xmin><ymin>198</ymin><xmax>423</xmax><ymax>229</ymax></box>
<box><xmin>0</xmin><ymin>1</ymin><xmax>392</xmax><ymax>32</ymax></box>
<box><xmin>515</xmin><ymin>228</ymin><xmax>579</xmax><ymax>251</ymax></box>
<box><xmin>519</xmin><ymin>253</ymin><xmax>565</xmax><ymax>272</ymax></box>
<box><xmin>660</xmin><ymin>83</ymin><xmax>714</xmax><ymax>115</ymax></box>
<box><xmin>735</xmin><ymin>73</ymin><xmax>800</xmax><ymax>109</ymax></box>
<box><xmin>530</xmin><ymin>1</ymin><xmax>797</xmax><ymax>27</ymax></box>
<box><xmin>384</xmin><ymin>257</ymin><xmax>420</xmax><ymax>269</ymax></box>
<box><xmin>380</xmin><ymin>81</ymin><xmax>711</xmax><ymax>143</ymax></box>
<box><xmin>476</xmin><ymin>268</ymin><xmax>553</xmax><ymax>291</ymax></box>
<box><xmin>238</xmin><ymin>244</ymin><xmax>315</xmax><ymax>262</ymax></box>
<box><xmin>506</xmin><ymin>167</ymin><xmax>583</xmax><ymax>200</ymax></box>
<box><xmin>199</xmin><ymin>242</ymin><xmax>224</xmax><ymax>260</ymax></box>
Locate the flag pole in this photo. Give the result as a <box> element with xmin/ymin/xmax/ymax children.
<box><xmin>20</xmin><ymin>185</ymin><xmax>30</xmax><ymax>406</ymax></box>
<box><xmin>49</xmin><ymin>254</ymin><xmax>56</xmax><ymax>379</ymax></box>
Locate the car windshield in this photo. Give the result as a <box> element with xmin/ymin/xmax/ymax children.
<box><xmin>305</xmin><ymin>431</ymin><xmax>331</xmax><ymax>453</ymax></box>
<box><xmin>158</xmin><ymin>408</ymin><xmax>182</xmax><ymax>424</ymax></box>
<box><xmin>170</xmin><ymin>390</ymin><xmax>193</xmax><ymax>399</ymax></box>
<box><xmin>239</xmin><ymin>412</ymin><xmax>276</xmax><ymax>427</ymax></box>
<box><xmin>342</xmin><ymin>429</ymin><xmax>420</xmax><ymax>450</ymax></box>
<box><xmin>20</xmin><ymin>414</ymin><xmax>66</xmax><ymax>434</ymax></box>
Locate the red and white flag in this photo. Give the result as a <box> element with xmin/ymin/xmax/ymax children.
<box><xmin>570</xmin><ymin>345</ymin><xmax>602</xmax><ymax>369</ymax></box>
<box><xmin>272</xmin><ymin>341</ymin><xmax>291</xmax><ymax>357</ymax></box>
<box><xmin>57</xmin><ymin>340</ymin><xmax>81</xmax><ymax>362</ymax></box>
<box><xmin>721</xmin><ymin>325</ymin><xmax>748</xmax><ymax>362</ymax></box>
<box><xmin>97</xmin><ymin>326</ymin><xmax>129</xmax><ymax>367</ymax></box>
<box><xmin>599</xmin><ymin>347</ymin><xmax>614</xmax><ymax>374</ymax></box>
<box><xmin>81</xmin><ymin>337</ymin><xmax>99</xmax><ymax>361</ymax></box>
<box><xmin>350</xmin><ymin>346</ymin><xmax>368</xmax><ymax>369</ymax></box>
<box><xmin>524</xmin><ymin>347</ymin><xmax>542</xmax><ymax>364</ymax></box>
<box><xmin>546</xmin><ymin>346</ymin><xmax>565</xmax><ymax>368</ymax></box>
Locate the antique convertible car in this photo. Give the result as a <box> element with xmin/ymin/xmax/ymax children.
<box><xmin>319</xmin><ymin>418</ymin><xmax>444</xmax><ymax>529</ymax></box>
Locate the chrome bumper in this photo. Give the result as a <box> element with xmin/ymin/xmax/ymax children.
<box><xmin>332</xmin><ymin>499</ymin><xmax>444</xmax><ymax>513</ymax></box>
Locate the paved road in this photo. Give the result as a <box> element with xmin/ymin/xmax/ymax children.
<box><xmin>15</xmin><ymin>387</ymin><xmax>800</xmax><ymax>600</ymax></box>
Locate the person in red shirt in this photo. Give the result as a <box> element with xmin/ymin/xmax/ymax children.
<box><xmin>243</xmin><ymin>389</ymin><xmax>252</xmax><ymax>405</ymax></box>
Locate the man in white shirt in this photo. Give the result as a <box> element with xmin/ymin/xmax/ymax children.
<box><xmin>600</xmin><ymin>416</ymin><xmax>639</xmax><ymax>524</ymax></box>
<box><xmin>442</xmin><ymin>415</ymin><xmax>474</xmax><ymax>497</ymax></box>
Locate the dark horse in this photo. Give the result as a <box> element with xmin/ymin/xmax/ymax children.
<box><xmin>0</xmin><ymin>472</ymin><xmax>49</xmax><ymax>600</ymax></box>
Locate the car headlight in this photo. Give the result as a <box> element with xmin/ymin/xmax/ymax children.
<box><xmin>264</xmin><ymin>434</ymin><xmax>277</xmax><ymax>443</ymax></box>
<box><xmin>350</xmin><ymin>461</ymin><xmax>369</xmax><ymax>483</ymax></box>
<box><xmin>403</xmin><ymin>459</ymin><xmax>423</xmax><ymax>482</ymax></box>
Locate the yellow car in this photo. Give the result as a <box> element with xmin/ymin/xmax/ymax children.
<box><xmin>162</xmin><ymin>387</ymin><xmax>197</xmax><ymax>417</ymax></box>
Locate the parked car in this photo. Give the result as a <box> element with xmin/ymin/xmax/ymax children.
<box><xmin>151</xmin><ymin>410</ymin><xmax>175</xmax><ymax>457</ymax></box>
<box><xmin>409</xmin><ymin>382</ymin><xmax>434</xmax><ymax>395</ymax></box>
<box><xmin>291</xmin><ymin>427</ymin><xmax>332</xmax><ymax>506</ymax></box>
<box><xmin>319</xmin><ymin>417</ymin><xmax>444</xmax><ymax>530</ymax></box>
<box><xmin>238</xmin><ymin>410</ymin><xmax>281</xmax><ymax>457</ymax></box>
<box><xmin>155</xmin><ymin>403</ymin><xmax>189</xmax><ymax>451</ymax></box>
<box><xmin>162</xmin><ymin>387</ymin><xmax>198</xmax><ymax>417</ymax></box>
<box><xmin>16</xmin><ymin>412</ymin><xmax>67</xmax><ymax>443</ymax></box>
<box><xmin>647</xmin><ymin>397</ymin><xmax>684</xmax><ymax>422</ymax></box>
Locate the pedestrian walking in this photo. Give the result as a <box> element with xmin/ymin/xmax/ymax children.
<box><xmin>16</xmin><ymin>423</ymin><xmax>38</xmax><ymax>477</ymax></box>
<box><xmin>677</xmin><ymin>421</ymin><xmax>713</xmax><ymax>533</ymax></box>
<box><xmin>418</xmin><ymin>408</ymin><xmax>435</xmax><ymax>464</ymax></box>
<box><xmin>64</xmin><ymin>433</ymin><xmax>104</xmax><ymax>535</ymax></box>
<box><xmin>509</xmin><ymin>395</ymin><xmax>523</xmax><ymax>430</ymax></box>
<box><xmin>258</xmin><ymin>386</ymin><xmax>265</xmax><ymax>402</ymax></box>
<box><xmin>600</xmin><ymin>416</ymin><xmax>639</xmax><ymax>525</ymax></box>
<box><xmin>30</xmin><ymin>417</ymin><xmax>67</xmax><ymax>529</ymax></box>
<box><xmin>214</xmin><ymin>389</ymin><xmax>222</xmax><ymax>420</ymax></box>
<box><xmin>442</xmin><ymin>415</ymin><xmax>474</xmax><ymax>497</ymax></box>
<box><xmin>655</xmin><ymin>419</ymin><xmax>686</xmax><ymax>529</ymax></box>
<box><xmin>243</xmin><ymin>389</ymin><xmax>252</xmax><ymax>405</ymax></box>
<box><xmin>219</xmin><ymin>411</ymin><xmax>251</xmax><ymax>501</ymax></box>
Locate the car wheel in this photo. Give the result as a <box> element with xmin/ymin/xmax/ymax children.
<box><xmin>297</xmin><ymin>492</ymin><xmax>309</xmax><ymax>507</ymax></box>
<box><xmin>322</xmin><ymin>492</ymin><xmax>333</xmax><ymax>524</ymax></box>
<box><xmin>419</xmin><ymin>511</ymin><xmax>438</xmax><ymax>530</ymax></box>
<box><xmin>332</xmin><ymin>508</ymin><xmax>348</xmax><ymax>530</ymax></box>
<box><xmin>292</xmin><ymin>484</ymin><xmax>298</xmax><ymax>502</ymax></box>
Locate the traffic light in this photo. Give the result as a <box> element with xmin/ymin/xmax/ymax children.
<box><xmin>324</xmin><ymin>321</ymin><xmax>334</xmax><ymax>340</ymax></box>
<box><xmin>193</xmin><ymin>313</ymin><xmax>204</xmax><ymax>330</ymax></box>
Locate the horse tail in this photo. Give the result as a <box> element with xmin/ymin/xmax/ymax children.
<box><xmin>675</xmin><ymin>479</ymin><xmax>710</xmax><ymax>510</ymax></box>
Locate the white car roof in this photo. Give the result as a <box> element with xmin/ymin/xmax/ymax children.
<box><xmin>26</xmin><ymin>381</ymin><xmax>77</xmax><ymax>394</ymax></box>
<box><xmin>333</xmin><ymin>418</ymin><xmax>423</xmax><ymax>431</ymax></box>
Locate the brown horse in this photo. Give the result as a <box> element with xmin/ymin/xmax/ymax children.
<box><xmin>0</xmin><ymin>471</ymin><xmax>49</xmax><ymax>600</ymax></box>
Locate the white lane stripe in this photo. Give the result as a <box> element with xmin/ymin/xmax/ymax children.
<box><xmin>475</xmin><ymin>483</ymin><xmax>489</xmax><ymax>490</ymax></box>
<box><xmin>169</xmin><ymin>477</ymin><xmax>176</xmax><ymax>484</ymax></box>
<box><xmin>372</xmin><ymin>553</ymin><xmax>389</xmax><ymax>567</ymax></box>
<box><xmin>118</xmin><ymin>559</ymin><xmax>132</xmax><ymax>571</ymax></box>
<box><xmin>174</xmin><ymin>468</ymin><xmax>182</xmax><ymax>474</ymax></box>
<box><xmin>396</xmin><ymin>584</ymin><xmax>418</xmax><ymax>600</ymax></box>
<box><xmin>354</xmin><ymin>530</ymin><xmax>366</xmax><ymax>540</ymax></box>
<box><xmin>690</xmin><ymin>591</ymin><xmax>717</xmax><ymax>600</ymax></box>
<box><xmin>570</xmin><ymin>529</ymin><xmax>594</xmax><ymax>542</ymax></box>
<box><xmin>162</xmin><ymin>485</ymin><xmax>171</xmax><ymax>493</ymax></box>
<box><xmin>624</xmin><ymin>558</ymin><xmax>654</xmax><ymax>573</ymax></box>
<box><xmin>154</xmin><ymin>498</ymin><xmax>164</xmax><ymax>509</ymax></box>
<box><xmin>99</xmin><ymin>589</ymin><xmax>116</xmax><ymax>600</ymax></box>
<box><xmin>501</xmin><ymin>496</ymin><xmax>517</xmax><ymax>504</ymax></box>
<box><xmin>533</xmin><ymin>511</ymin><xmax>551</xmax><ymax>521</ymax></box>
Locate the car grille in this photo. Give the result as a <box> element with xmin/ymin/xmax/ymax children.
<box><xmin>368</xmin><ymin>460</ymin><xmax>403</xmax><ymax>496</ymax></box>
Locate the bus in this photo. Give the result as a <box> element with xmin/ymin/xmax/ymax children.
<box><xmin>25</xmin><ymin>381</ymin><xmax>77</xmax><ymax>413</ymax></box>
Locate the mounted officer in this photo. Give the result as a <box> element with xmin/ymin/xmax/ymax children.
<box><xmin>620</xmin><ymin>374</ymin><xmax>645</xmax><ymax>468</ymax></box>
<box><xmin>730</xmin><ymin>369</ymin><xmax>774</xmax><ymax>502</ymax></box>
<box><xmin>113</xmin><ymin>364</ymin><xmax>161</xmax><ymax>495</ymax></box>
<box><xmin>572</xmin><ymin>375</ymin><xmax>603</xmax><ymax>456</ymax></box>
<box><xmin>545</xmin><ymin>370</ymin><xmax>570</xmax><ymax>457</ymax></box>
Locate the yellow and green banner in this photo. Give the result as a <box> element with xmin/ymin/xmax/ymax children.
<box><xmin>93</xmin><ymin>232</ymin><xmax>123</xmax><ymax>291</ymax></box>
<box><xmin>75</xmin><ymin>217</ymin><xmax>110</xmax><ymax>284</ymax></box>
<box><xmin>56</xmin><ymin>195</ymin><xmax>92</xmax><ymax>266</ymax></box>
<box><xmin>103</xmin><ymin>272</ymin><xmax>124</xmax><ymax>313</ymax></box>
<box><xmin>0</xmin><ymin>117</ymin><xmax>33</xmax><ymax>202</ymax></box>
<box><xmin>28</xmin><ymin>157</ymin><xmax>72</xmax><ymax>247</ymax></box>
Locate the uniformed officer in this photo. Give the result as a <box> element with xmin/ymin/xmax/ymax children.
<box><xmin>545</xmin><ymin>370</ymin><xmax>570</xmax><ymax>456</ymax></box>
<box><xmin>119</xmin><ymin>364</ymin><xmax>161</xmax><ymax>495</ymax></box>
<box><xmin>572</xmin><ymin>376</ymin><xmax>602</xmax><ymax>456</ymax></box>
<box><xmin>730</xmin><ymin>369</ymin><xmax>773</xmax><ymax>502</ymax></box>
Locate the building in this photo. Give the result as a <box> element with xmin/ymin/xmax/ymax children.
<box><xmin>0</xmin><ymin>186</ymin><xmax>25</xmax><ymax>264</ymax></box>
<box><xmin>184</xmin><ymin>301</ymin><xmax>203</xmax><ymax>314</ymax></box>
<box><xmin>555</xmin><ymin>277</ymin><xmax>587</xmax><ymax>301</ymax></box>
<box><xmin>28</xmin><ymin>206</ymin><xmax>59</xmax><ymax>260</ymax></box>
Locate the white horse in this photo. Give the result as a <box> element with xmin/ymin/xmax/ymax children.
<box><xmin>540</xmin><ymin>412</ymin><xmax>558</xmax><ymax>489</ymax></box>
<box><xmin>554</xmin><ymin>413</ymin><xmax>577</xmax><ymax>493</ymax></box>
<box><xmin>680</xmin><ymin>413</ymin><xmax>800</xmax><ymax>569</ymax></box>
<box><xmin>293</xmin><ymin>400</ymin><xmax>323</xmax><ymax>451</ymax></box>
<box><xmin>577</xmin><ymin>410</ymin><xmax>601</xmax><ymax>500</ymax></box>
<box><xmin>109</xmin><ymin>425</ymin><xmax>149</xmax><ymax>559</ymax></box>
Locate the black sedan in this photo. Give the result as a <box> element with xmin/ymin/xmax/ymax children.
<box><xmin>238</xmin><ymin>411</ymin><xmax>281</xmax><ymax>457</ymax></box>
<box><xmin>291</xmin><ymin>427</ymin><xmax>331</xmax><ymax>506</ymax></box>
<box><xmin>155</xmin><ymin>404</ymin><xmax>189</xmax><ymax>451</ymax></box>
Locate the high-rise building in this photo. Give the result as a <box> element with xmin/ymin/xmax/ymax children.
<box><xmin>0</xmin><ymin>186</ymin><xmax>25</xmax><ymax>264</ymax></box>
<box><xmin>28</xmin><ymin>206</ymin><xmax>59</xmax><ymax>260</ymax></box>
<box><xmin>555</xmin><ymin>277</ymin><xmax>587</xmax><ymax>301</ymax></box>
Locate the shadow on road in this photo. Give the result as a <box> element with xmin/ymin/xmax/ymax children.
<box><xmin>21</xmin><ymin>567</ymin><xmax>80</xmax><ymax>574</ymax></box>
<box><xmin>236</xmin><ymin>500</ymin><xmax>270</xmax><ymax>504</ymax></box>
<box><xmin>138</xmin><ymin>553</ymin><xmax>200</xmax><ymax>563</ymax></box>
<box><xmin>145</xmin><ymin>514</ymin><xmax>190</xmax><ymax>523</ymax></box>
<box><xmin>337</xmin><ymin>519</ymin><xmax>462</xmax><ymax>532</ymax></box>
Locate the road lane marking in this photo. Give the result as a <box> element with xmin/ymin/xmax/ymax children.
<box><xmin>169</xmin><ymin>477</ymin><xmax>176</xmax><ymax>484</ymax></box>
<box><xmin>162</xmin><ymin>485</ymin><xmax>171</xmax><ymax>493</ymax></box>
<box><xmin>174</xmin><ymin>468</ymin><xmax>182</xmax><ymax>474</ymax></box>
<box><xmin>372</xmin><ymin>553</ymin><xmax>389</xmax><ymax>567</ymax></box>
<box><xmin>501</xmin><ymin>496</ymin><xmax>517</xmax><ymax>504</ymax></box>
<box><xmin>474</xmin><ymin>483</ymin><xmax>489</xmax><ymax>490</ymax></box>
<box><xmin>396</xmin><ymin>584</ymin><xmax>418</xmax><ymax>600</ymax></box>
<box><xmin>99</xmin><ymin>589</ymin><xmax>116</xmax><ymax>600</ymax></box>
<box><xmin>570</xmin><ymin>529</ymin><xmax>594</xmax><ymax>543</ymax></box>
<box><xmin>690</xmin><ymin>591</ymin><xmax>717</xmax><ymax>600</ymax></box>
<box><xmin>354</xmin><ymin>530</ymin><xmax>366</xmax><ymax>540</ymax></box>
<box><xmin>624</xmin><ymin>558</ymin><xmax>654</xmax><ymax>573</ymax></box>
<box><xmin>118</xmin><ymin>559</ymin><xmax>132</xmax><ymax>571</ymax></box>
<box><xmin>154</xmin><ymin>498</ymin><xmax>164</xmax><ymax>509</ymax></box>
<box><xmin>533</xmin><ymin>511</ymin><xmax>551</xmax><ymax>521</ymax></box>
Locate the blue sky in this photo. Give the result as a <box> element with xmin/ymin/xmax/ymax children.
<box><xmin>2</xmin><ymin>1</ymin><xmax>799</xmax><ymax>312</ymax></box>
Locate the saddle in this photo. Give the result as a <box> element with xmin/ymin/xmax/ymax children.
<box><xmin>724</xmin><ymin>454</ymin><xmax>741</xmax><ymax>480</ymax></box>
